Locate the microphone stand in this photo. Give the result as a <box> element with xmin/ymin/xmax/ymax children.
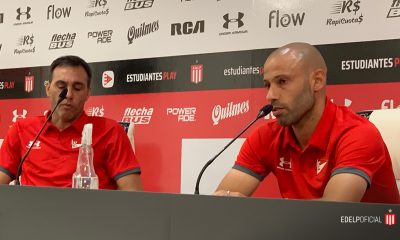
<box><xmin>15</xmin><ymin>89</ymin><xmax>68</xmax><ymax>186</ymax></box>
<box><xmin>194</xmin><ymin>104</ymin><xmax>273</xmax><ymax>195</ymax></box>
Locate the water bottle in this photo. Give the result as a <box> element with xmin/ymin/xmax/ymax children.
<box><xmin>72</xmin><ymin>123</ymin><xmax>99</xmax><ymax>189</ymax></box>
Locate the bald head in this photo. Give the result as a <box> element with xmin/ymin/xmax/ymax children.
<box><xmin>267</xmin><ymin>42</ymin><xmax>327</xmax><ymax>73</ymax></box>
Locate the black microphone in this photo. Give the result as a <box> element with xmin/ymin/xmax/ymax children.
<box><xmin>15</xmin><ymin>88</ymin><xmax>68</xmax><ymax>186</ymax></box>
<box><xmin>194</xmin><ymin>104</ymin><xmax>273</xmax><ymax>194</ymax></box>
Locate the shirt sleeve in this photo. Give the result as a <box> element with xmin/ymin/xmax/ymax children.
<box><xmin>0</xmin><ymin>123</ymin><xmax>22</xmax><ymax>179</ymax></box>
<box><xmin>105</xmin><ymin>122</ymin><xmax>141</xmax><ymax>181</ymax></box>
<box><xmin>332</xmin><ymin>123</ymin><xmax>386</xmax><ymax>186</ymax></box>
<box><xmin>234</xmin><ymin>127</ymin><xmax>272</xmax><ymax>181</ymax></box>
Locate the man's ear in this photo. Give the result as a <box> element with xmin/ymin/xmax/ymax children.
<box><xmin>312</xmin><ymin>69</ymin><xmax>326</xmax><ymax>92</ymax></box>
<box><xmin>45</xmin><ymin>80</ymin><xmax>50</xmax><ymax>97</ymax></box>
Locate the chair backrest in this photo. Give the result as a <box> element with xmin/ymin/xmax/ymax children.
<box><xmin>358</xmin><ymin>109</ymin><xmax>400</xmax><ymax>189</ymax></box>
<box><xmin>118</xmin><ymin>122</ymin><xmax>135</xmax><ymax>152</ymax></box>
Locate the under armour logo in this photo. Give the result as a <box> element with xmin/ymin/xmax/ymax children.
<box><xmin>16</xmin><ymin>7</ymin><xmax>31</xmax><ymax>21</ymax></box>
<box><xmin>223</xmin><ymin>12</ymin><xmax>244</xmax><ymax>29</ymax></box>
<box><xmin>27</xmin><ymin>140</ymin><xmax>41</xmax><ymax>149</ymax></box>
<box><xmin>12</xmin><ymin>109</ymin><xmax>27</xmax><ymax>122</ymax></box>
<box><xmin>277</xmin><ymin>157</ymin><xmax>292</xmax><ymax>171</ymax></box>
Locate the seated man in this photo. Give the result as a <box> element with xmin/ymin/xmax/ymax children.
<box><xmin>215</xmin><ymin>42</ymin><xmax>399</xmax><ymax>203</ymax></box>
<box><xmin>0</xmin><ymin>55</ymin><xmax>142</xmax><ymax>191</ymax></box>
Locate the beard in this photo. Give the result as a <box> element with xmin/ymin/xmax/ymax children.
<box><xmin>276</xmin><ymin>86</ymin><xmax>315</xmax><ymax>126</ymax></box>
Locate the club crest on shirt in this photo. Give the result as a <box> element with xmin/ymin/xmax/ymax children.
<box><xmin>277</xmin><ymin>157</ymin><xmax>292</xmax><ymax>171</ymax></box>
<box><xmin>316</xmin><ymin>159</ymin><xmax>327</xmax><ymax>175</ymax></box>
<box><xmin>71</xmin><ymin>139</ymin><xmax>82</xmax><ymax>149</ymax></box>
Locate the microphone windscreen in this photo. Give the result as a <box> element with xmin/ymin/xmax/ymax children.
<box><xmin>58</xmin><ymin>88</ymin><xmax>68</xmax><ymax>100</ymax></box>
<box><xmin>258</xmin><ymin>104</ymin><xmax>273</xmax><ymax>118</ymax></box>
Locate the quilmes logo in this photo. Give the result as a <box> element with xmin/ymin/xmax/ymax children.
<box><xmin>47</xmin><ymin>5</ymin><xmax>72</xmax><ymax>20</ymax></box>
<box><xmin>49</xmin><ymin>32</ymin><xmax>76</xmax><ymax>50</ymax></box>
<box><xmin>387</xmin><ymin>0</ymin><xmax>400</xmax><ymax>18</ymax></box>
<box><xmin>87</xmin><ymin>106</ymin><xmax>105</xmax><ymax>117</ymax></box>
<box><xmin>125</xmin><ymin>0</ymin><xmax>154</xmax><ymax>11</ymax></box>
<box><xmin>14</xmin><ymin>7</ymin><xmax>33</xmax><ymax>26</ymax></box>
<box><xmin>102</xmin><ymin>71</ymin><xmax>114</xmax><ymax>88</ymax></box>
<box><xmin>166</xmin><ymin>107</ymin><xmax>196</xmax><ymax>122</ymax></box>
<box><xmin>25</xmin><ymin>75</ymin><xmax>34</xmax><ymax>93</ymax></box>
<box><xmin>219</xmin><ymin>12</ymin><xmax>248</xmax><ymax>36</ymax></box>
<box><xmin>268</xmin><ymin>10</ymin><xmax>306</xmax><ymax>28</ymax></box>
<box><xmin>14</xmin><ymin>34</ymin><xmax>35</xmax><ymax>55</ymax></box>
<box><xmin>88</xmin><ymin>30</ymin><xmax>113</xmax><ymax>44</ymax></box>
<box><xmin>126</xmin><ymin>71</ymin><xmax>176</xmax><ymax>82</ymax></box>
<box><xmin>122</xmin><ymin>107</ymin><xmax>154</xmax><ymax>124</ymax></box>
<box><xmin>327</xmin><ymin>0</ymin><xmax>363</xmax><ymax>26</ymax></box>
<box><xmin>86</xmin><ymin>0</ymin><xmax>109</xmax><ymax>17</ymax></box>
<box><xmin>0</xmin><ymin>81</ymin><xmax>15</xmax><ymax>90</ymax></box>
<box><xmin>212</xmin><ymin>100</ymin><xmax>249</xmax><ymax>125</ymax></box>
<box><xmin>127</xmin><ymin>20</ymin><xmax>159</xmax><ymax>44</ymax></box>
<box><xmin>171</xmin><ymin>20</ymin><xmax>204</xmax><ymax>36</ymax></box>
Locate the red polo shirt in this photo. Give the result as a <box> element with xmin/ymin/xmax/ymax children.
<box><xmin>235</xmin><ymin>99</ymin><xmax>400</xmax><ymax>203</ymax></box>
<box><xmin>0</xmin><ymin>112</ymin><xmax>140</xmax><ymax>189</ymax></box>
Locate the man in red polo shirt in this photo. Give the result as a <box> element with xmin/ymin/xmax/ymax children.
<box><xmin>0</xmin><ymin>55</ymin><xmax>142</xmax><ymax>190</ymax></box>
<box><xmin>215</xmin><ymin>42</ymin><xmax>399</xmax><ymax>203</ymax></box>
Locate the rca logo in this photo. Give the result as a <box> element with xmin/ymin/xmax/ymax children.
<box><xmin>102</xmin><ymin>71</ymin><xmax>114</xmax><ymax>88</ymax></box>
<box><xmin>12</xmin><ymin>109</ymin><xmax>27</xmax><ymax>122</ymax></box>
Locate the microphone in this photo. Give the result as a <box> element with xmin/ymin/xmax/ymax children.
<box><xmin>15</xmin><ymin>88</ymin><xmax>68</xmax><ymax>185</ymax></box>
<box><xmin>194</xmin><ymin>104</ymin><xmax>273</xmax><ymax>194</ymax></box>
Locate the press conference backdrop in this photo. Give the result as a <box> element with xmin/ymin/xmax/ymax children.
<box><xmin>0</xmin><ymin>0</ymin><xmax>400</xmax><ymax>197</ymax></box>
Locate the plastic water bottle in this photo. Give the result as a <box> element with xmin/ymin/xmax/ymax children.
<box><xmin>72</xmin><ymin>123</ymin><xmax>99</xmax><ymax>189</ymax></box>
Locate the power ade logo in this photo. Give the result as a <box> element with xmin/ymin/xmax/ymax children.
<box><xmin>127</xmin><ymin>20</ymin><xmax>159</xmax><ymax>44</ymax></box>
<box><xmin>268</xmin><ymin>10</ymin><xmax>305</xmax><ymax>28</ymax></box>
<box><xmin>86</xmin><ymin>0</ymin><xmax>110</xmax><ymax>17</ymax></box>
<box><xmin>49</xmin><ymin>33</ymin><xmax>76</xmax><ymax>50</ymax></box>
<box><xmin>47</xmin><ymin>5</ymin><xmax>71</xmax><ymax>20</ymax></box>
<box><xmin>87</xmin><ymin>106</ymin><xmax>105</xmax><ymax>117</ymax></box>
<box><xmin>166</xmin><ymin>107</ymin><xmax>196</xmax><ymax>122</ymax></box>
<box><xmin>341</xmin><ymin>57</ymin><xmax>400</xmax><ymax>70</ymax></box>
<box><xmin>88</xmin><ymin>30</ymin><xmax>113</xmax><ymax>43</ymax></box>
<box><xmin>171</xmin><ymin>20</ymin><xmax>204</xmax><ymax>36</ymax></box>
<box><xmin>14</xmin><ymin>34</ymin><xmax>35</xmax><ymax>55</ymax></box>
<box><xmin>126</xmin><ymin>71</ymin><xmax>177</xmax><ymax>82</ymax></box>
<box><xmin>14</xmin><ymin>7</ymin><xmax>33</xmax><ymax>26</ymax></box>
<box><xmin>387</xmin><ymin>0</ymin><xmax>400</xmax><ymax>18</ymax></box>
<box><xmin>102</xmin><ymin>71</ymin><xmax>114</xmax><ymax>88</ymax></box>
<box><xmin>219</xmin><ymin>12</ymin><xmax>248</xmax><ymax>36</ymax></box>
<box><xmin>327</xmin><ymin>0</ymin><xmax>363</xmax><ymax>26</ymax></box>
<box><xmin>212</xmin><ymin>100</ymin><xmax>249</xmax><ymax>125</ymax></box>
<box><xmin>0</xmin><ymin>81</ymin><xmax>15</xmax><ymax>90</ymax></box>
<box><xmin>122</xmin><ymin>107</ymin><xmax>154</xmax><ymax>124</ymax></box>
<box><xmin>224</xmin><ymin>66</ymin><xmax>263</xmax><ymax>76</ymax></box>
<box><xmin>125</xmin><ymin>0</ymin><xmax>154</xmax><ymax>10</ymax></box>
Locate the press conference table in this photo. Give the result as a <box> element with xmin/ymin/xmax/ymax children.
<box><xmin>0</xmin><ymin>185</ymin><xmax>398</xmax><ymax>240</ymax></box>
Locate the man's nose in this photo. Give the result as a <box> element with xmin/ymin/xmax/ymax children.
<box><xmin>266</xmin><ymin>86</ymin><xmax>278</xmax><ymax>102</ymax></box>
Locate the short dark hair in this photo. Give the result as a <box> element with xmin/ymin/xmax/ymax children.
<box><xmin>49</xmin><ymin>55</ymin><xmax>92</xmax><ymax>87</ymax></box>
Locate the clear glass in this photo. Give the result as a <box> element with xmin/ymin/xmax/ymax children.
<box><xmin>72</xmin><ymin>145</ymin><xmax>99</xmax><ymax>189</ymax></box>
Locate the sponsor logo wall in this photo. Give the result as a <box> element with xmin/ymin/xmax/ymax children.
<box><xmin>0</xmin><ymin>1</ymin><xmax>400</xmax><ymax>199</ymax></box>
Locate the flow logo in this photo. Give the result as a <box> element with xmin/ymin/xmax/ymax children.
<box><xmin>47</xmin><ymin>5</ymin><xmax>72</xmax><ymax>20</ymax></box>
<box><xmin>268</xmin><ymin>10</ymin><xmax>306</xmax><ymax>28</ymax></box>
